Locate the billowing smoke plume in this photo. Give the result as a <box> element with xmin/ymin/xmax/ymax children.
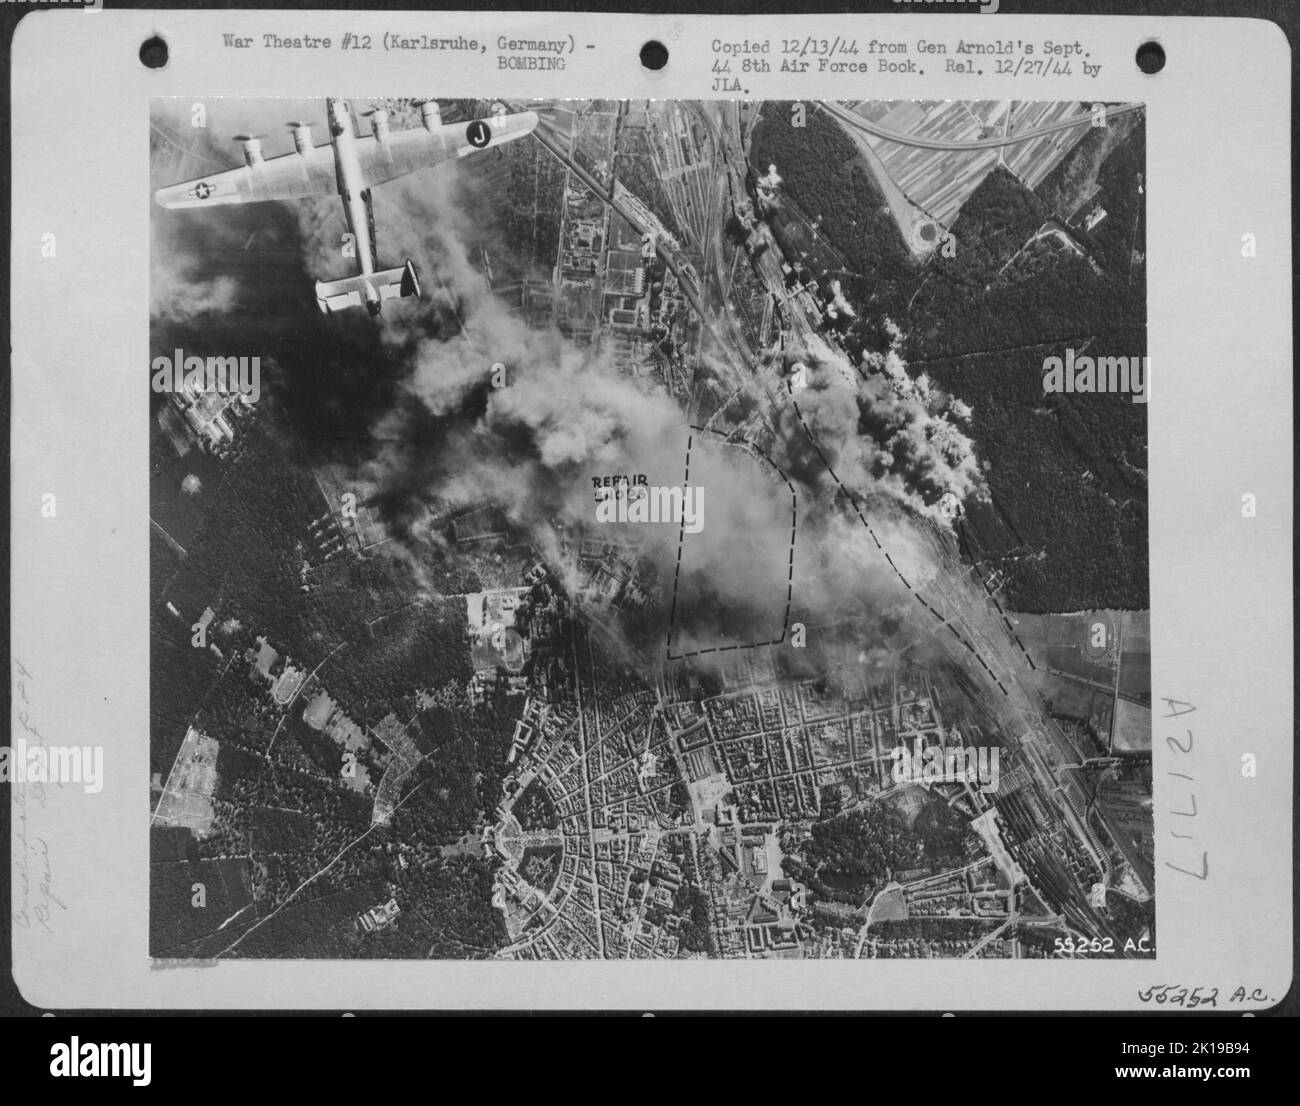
<box><xmin>824</xmin><ymin>279</ymin><xmax>857</xmax><ymax>322</ymax></box>
<box><xmin>150</xmin><ymin>98</ymin><xmax>988</xmax><ymax>679</ymax></box>
<box><xmin>150</xmin><ymin>98</ymin><xmax>333</xmax><ymax>329</ymax></box>
<box><xmin>776</xmin><ymin>329</ymin><xmax>985</xmax><ymax>523</ymax></box>
<box><xmin>348</xmin><ymin>167</ymin><xmax>811</xmax><ymax>650</ymax></box>
<box><xmin>151</xmin><ymin>237</ymin><xmax>239</xmax><ymax>322</ymax></box>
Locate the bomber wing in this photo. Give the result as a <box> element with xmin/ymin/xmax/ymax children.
<box><xmin>354</xmin><ymin>111</ymin><xmax>539</xmax><ymax>188</ymax></box>
<box><xmin>154</xmin><ymin>144</ymin><xmax>337</xmax><ymax>209</ymax></box>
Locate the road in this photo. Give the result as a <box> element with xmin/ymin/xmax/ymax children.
<box><xmin>711</xmin><ymin>99</ymin><xmax>1132</xmax><ymax>946</ymax></box>
<box><xmin>528</xmin><ymin>98</ymin><xmax>1135</xmax><ymax>949</ymax></box>
<box><xmin>823</xmin><ymin>100</ymin><xmax>1144</xmax><ymax>151</ymax></box>
<box><xmin>527</xmin><ymin>107</ymin><xmax>763</xmax><ymax>404</ymax></box>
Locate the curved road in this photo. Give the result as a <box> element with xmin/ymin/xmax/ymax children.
<box><xmin>823</xmin><ymin>100</ymin><xmax>1143</xmax><ymax>151</ymax></box>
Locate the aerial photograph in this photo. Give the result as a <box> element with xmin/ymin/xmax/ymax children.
<box><xmin>148</xmin><ymin>96</ymin><xmax>1152</xmax><ymax>961</ymax></box>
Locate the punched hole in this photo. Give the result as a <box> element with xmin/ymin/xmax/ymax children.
<box><xmin>1135</xmin><ymin>40</ymin><xmax>1165</xmax><ymax>75</ymax></box>
<box><xmin>640</xmin><ymin>40</ymin><xmax>668</xmax><ymax>71</ymax></box>
<box><xmin>140</xmin><ymin>35</ymin><xmax>169</xmax><ymax>70</ymax></box>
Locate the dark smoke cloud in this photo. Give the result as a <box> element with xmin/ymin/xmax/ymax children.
<box><xmin>150</xmin><ymin>98</ymin><xmax>985</xmax><ymax>678</ymax></box>
<box><xmin>150</xmin><ymin>99</ymin><xmax>421</xmax><ymax>448</ymax></box>
<box><xmin>354</xmin><ymin>169</ymin><xmax>801</xmax><ymax>629</ymax></box>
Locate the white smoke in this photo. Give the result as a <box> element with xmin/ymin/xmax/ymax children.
<box><xmin>777</xmin><ymin>331</ymin><xmax>985</xmax><ymax>526</ymax></box>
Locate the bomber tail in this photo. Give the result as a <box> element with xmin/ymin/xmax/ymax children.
<box><xmin>315</xmin><ymin>259</ymin><xmax>421</xmax><ymax>316</ymax></box>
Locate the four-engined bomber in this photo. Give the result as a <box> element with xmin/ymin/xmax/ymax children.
<box><xmin>155</xmin><ymin>98</ymin><xmax>538</xmax><ymax>315</ymax></box>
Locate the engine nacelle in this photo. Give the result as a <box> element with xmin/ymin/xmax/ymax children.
<box><xmin>370</xmin><ymin>109</ymin><xmax>390</xmax><ymax>143</ymax></box>
<box><xmin>238</xmin><ymin>136</ymin><xmax>264</xmax><ymax>167</ymax></box>
<box><xmin>290</xmin><ymin>123</ymin><xmax>313</xmax><ymax>156</ymax></box>
<box><xmin>420</xmin><ymin>101</ymin><xmax>442</xmax><ymax>132</ymax></box>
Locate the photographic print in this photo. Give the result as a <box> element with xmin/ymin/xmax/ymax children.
<box><xmin>148</xmin><ymin>94</ymin><xmax>1154</xmax><ymax>963</ymax></box>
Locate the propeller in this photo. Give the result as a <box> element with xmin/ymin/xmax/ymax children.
<box><xmin>285</xmin><ymin>121</ymin><xmax>314</xmax><ymax>155</ymax></box>
<box><xmin>362</xmin><ymin>106</ymin><xmax>390</xmax><ymax>141</ymax></box>
<box><xmin>232</xmin><ymin>133</ymin><xmax>267</xmax><ymax>166</ymax></box>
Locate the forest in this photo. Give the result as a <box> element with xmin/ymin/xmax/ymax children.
<box><xmin>151</xmin><ymin>407</ymin><xmax>479</xmax><ymax>769</ymax></box>
<box><xmin>795</xmin><ymin>790</ymin><xmax>969</xmax><ymax>904</ymax></box>
<box><xmin>513</xmin><ymin>780</ymin><xmax>560</xmax><ymax>830</ymax></box>
<box><xmin>150</xmin><ymin>404</ymin><xmax>528</xmax><ymax>959</ymax></box>
<box><xmin>748</xmin><ymin>102</ymin><xmax>917</xmax><ymax>327</ymax></box>
<box><xmin>152</xmin><ymin>675</ymin><xmax>523</xmax><ymax>958</ymax></box>
<box><xmin>908</xmin><ymin>150</ymin><xmax>1148</xmax><ymax>611</ymax></box>
<box><xmin>745</xmin><ymin>103</ymin><xmax>1149</xmax><ymax>613</ymax></box>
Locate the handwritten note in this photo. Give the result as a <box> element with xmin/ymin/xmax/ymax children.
<box><xmin>11</xmin><ymin>658</ymin><xmax>68</xmax><ymax>935</ymax></box>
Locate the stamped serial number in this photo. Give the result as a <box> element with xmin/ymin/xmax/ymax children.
<box><xmin>1054</xmin><ymin>936</ymin><xmax>1154</xmax><ymax>956</ymax></box>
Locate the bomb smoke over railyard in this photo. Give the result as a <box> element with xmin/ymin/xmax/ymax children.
<box><xmin>149</xmin><ymin>96</ymin><xmax>1151</xmax><ymax>963</ymax></box>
